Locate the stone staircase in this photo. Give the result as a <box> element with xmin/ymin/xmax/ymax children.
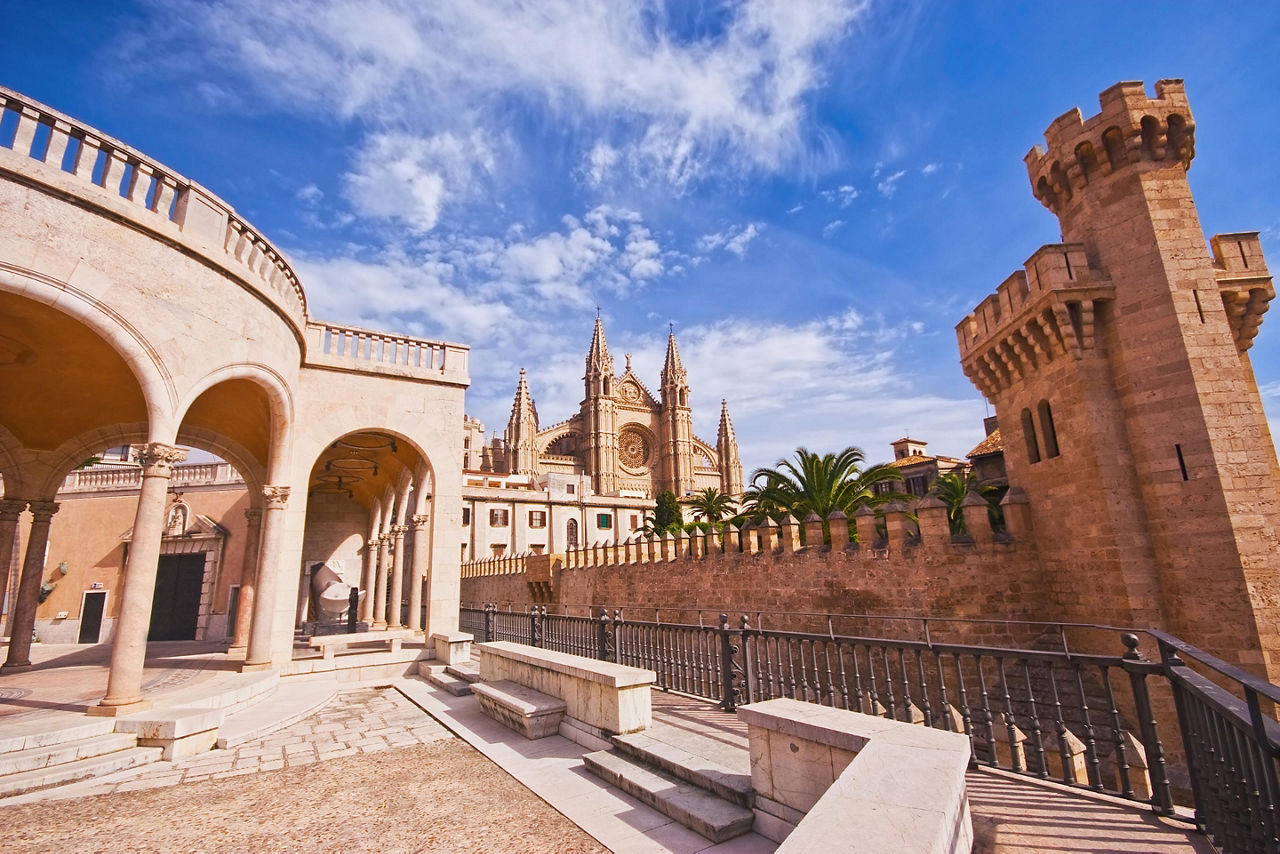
<box><xmin>0</xmin><ymin>719</ymin><xmax>161</xmax><ymax>798</ymax></box>
<box><xmin>420</xmin><ymin>661</ymin><xmax>481</xmax><ymax>696</ymax></box>
<box><xmin>583</xmin><ymin>725</ymin><xmax>755</xmax><ymax>843</ymax></box>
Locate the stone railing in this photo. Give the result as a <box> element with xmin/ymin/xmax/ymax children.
<box><xmin>304</xmin><ymin>321</ymin><xmax>469</xmax><ymax>385</ymax></box>
<box><xmin>0</xmin><ymin>86</ymin><xmax>307</xmax><ymax>328</ymax></box>
<box><xmin>58</xmin><ymin>461</ymin><xmax>244</xmax><ymax>495</ymax></box>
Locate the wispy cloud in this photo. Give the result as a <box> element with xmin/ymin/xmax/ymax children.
<box><xmin>698</xmin><ymin>222</ymin><xmax>765</xmax><ymax>258</ymax></box>
<box><xmin>921</xmin><ymin>162</ymin><xmax>941</xmax><ymax>175</ymax></box>
<box><xmin>876</xmin><ymin>169</ymin><xmax>907</xmax><ymax>197</ymax></box>
<box><xmin>821</xmin><ymin>183</ymin><xmax>859</xmax><ymax>207</ymax></box>
<box><xmin>822</xmin><ymin>219</ymin><xmax>846</xmax><ymax>238</ymax></box>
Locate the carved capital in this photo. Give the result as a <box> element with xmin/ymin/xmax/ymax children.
<box><xmin>391</xmin><ymin>524</ymin><xmax>409</xmax><ymax>536</ymax></box>
<box><xmin>243</xmin><ymin>508</ymin><xmax>263</xmax><ymax>525</ymax></box>
<box><xmin>134</xmin><ymin>442</ymin><xmax>187</xmax><ymax>477</ymax></box>
<box><xmin>262</xmin><ymin>485</ymin><xmax>291</xmax><ymax>508</ymax></box>
<box><xmin>0</xmin><ymin>498</ymin><xmax>29</xmax><ymax>521</ymax></box>
<box><xmin>411</xmin><ymin>513</ymin><xmax>430</xmax><ymax>529</ymax></box>
<box><xmin>27</xmin><ymin>500</ymin><xmax>60</xmax><ymax>522</ymax></box>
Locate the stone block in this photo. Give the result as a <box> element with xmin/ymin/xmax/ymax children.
<box><xmin>473</xmin><ymin>679</ymin><xmax>566</xmax><ymax>739</ymax></box>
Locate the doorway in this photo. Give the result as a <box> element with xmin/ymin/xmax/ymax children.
<box><xmin>148</xmin><ymin>553</ymin><xmax>204</xmax><ymax>641</ymax></box>
<box><xmin>78</xmin><ymin>590</ymin><xmax>107</xmax><ymax>644</ymax></box>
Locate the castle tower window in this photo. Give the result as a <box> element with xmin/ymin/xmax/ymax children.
<box><xmin>1021</xmin><ymin>407</ymin><xmax>1042</xmax><ymax>464</ymax></box>
<box><xmin>566</xmin><ymin>518</ymin><xmax>578</xmax><ymax>547</ymax></box>
<box><xmin>1102</xmin><ymin>126</ymin><xmax>1126</xmax><ymax>171</ymax></box>
<box><xmin>1037</xmin><ymin>400</ymin><xmax>1060</xmax><ymax>458</ymax></box>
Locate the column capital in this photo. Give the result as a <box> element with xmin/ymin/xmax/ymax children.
<box><xmin>0</xmin><ymin>498</ymin><xmax>28</xmax><ymax>521</ymax></box>
<box><xmin>27</xmin><ymin>500</ymin><xmax>59</xmax><ymax>522</ymax></box>
<box><xmin>391</xmin><ymin>524</ymin><xmax>409</xmax><ymax>536</ymax></box>
<box><xmin>262</xmin><ymin>485</ymin><xmax>291</xmax><ymax>508</ymax></box>
<box><xmin>244</xmin><ymin>507</ymin><xmax>263</xmax><ymax>524</ymax></box>
<box><xmin>134</xmin><ymin>442</ymin><xmax>187</xmax><ymax>476</ymax></box>
<box><xmin>411</xmin><ymin>513</ymin><xmax>430</xmax><ymax>529</ymax></box>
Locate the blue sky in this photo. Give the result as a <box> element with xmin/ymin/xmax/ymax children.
<box><xmin>4</xmin><ymin>2</ymin><xmax>1279</xmax><ymax>475</ymax></box>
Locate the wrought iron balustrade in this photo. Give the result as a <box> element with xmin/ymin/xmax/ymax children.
<box><xmin>461</xmin><ymin>604</ymin><xmax>1279</xmax><ymax>852</ymax></box>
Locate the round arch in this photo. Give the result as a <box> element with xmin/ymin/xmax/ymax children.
<box><xmin>175</xmin><ymin>364</ymin><xmax>295</xmax><ymax>480</ymax></box>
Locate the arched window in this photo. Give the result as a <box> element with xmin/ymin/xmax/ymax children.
<box><xmin>1021</xmin><ymin>408</ymin><xmax>1041</xmax><ymax>464</ymax></box>
<box><xmin>566</xmin><ymin>518</ymin><xmax>578</xmax><ymax>548</ymax></box>
<box><xmin>1102</xmin><ymin>127</ymin><xmax>1126</xmax><ymax>171</ymax></box>
<box><xmin>1038</xmin><ymin>400</ymin><xmax>1060</xmax><ymax>458</ymax></box>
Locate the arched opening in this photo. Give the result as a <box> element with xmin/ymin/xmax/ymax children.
<box><xmin>566</xmin><ymin>518</ymin><xmax>579</xmax><ymax>548</ymax></box>
<box><xmin>300</xmin><ymin>429</ymin><xmax>432</xmax><ymax>645</ymax></box>
<box><xmin>1021</xmin><ymin>408</ymin><xmax>1041</xmax><ymax>465</ymax></box>
<box><xmin>1038</xmin><ymin>400</ymin><xmax>1060</xmax><ymax>459</ymax></box>
<box><xmin>1102</xmin><ymin>127</ymin><xmax>1127</xmax><ymax>172</ymax></box>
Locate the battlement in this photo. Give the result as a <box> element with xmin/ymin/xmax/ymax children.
<box><xmin>1025</xmin><ymin>80</ymin><xmax>1195</xmax><ymax>215</ymax></box>
<box><xmin>956</xmin><ymin>244</ymin><xmax>1113</xmax><ymax>400</ymax></box>
<box><xmin>1211</xmin><ymin>232</ymin><xmax>1275</xmax><ymax>353</ymax></box>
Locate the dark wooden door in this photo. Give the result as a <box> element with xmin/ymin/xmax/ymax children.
<box><xmin>148</xmin><ymin>554</ymin><xmax>204</xmax><ymax>641</ymax></box>
<box><xmin>78</xmin><ymin>590</ymin><xmax>106</xmax><ymax>643</ymax></box>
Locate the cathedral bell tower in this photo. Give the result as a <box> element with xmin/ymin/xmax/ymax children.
<box><xmin>659</xmin><ymin>331</ymin><xmax>695</xmax><ymax>496</ymax></box>
<box><xmin>504</xmin><ymin>369</ymin><xmax>540</xmax><ymax>476</ymax></box>
<box><xmin>580</xmin><ymin>314</ymin><xmax>619</xmax><ymax>495</ymax></box>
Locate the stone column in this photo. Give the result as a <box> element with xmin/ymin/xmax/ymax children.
<box><xmin>372</xmin><ymin>532</ymin><xmax>390</xmax><ymax>628</ymax></box>
<box><xmin>0</xmin><ymin>498</ymin><xmax>28</xmax><ymax>637</ymax></box>
<box><xmin>408</xmin><ymin>514</ymin><xmax>429</xmax><ymax>632</ymax></box>
<box><xmin>92</xmin><ymin>442</ymin><xmax>187</xmax><ymax>711</ymax></box>
<box><xmin>359</xmin><ymin>536</ymin><xmax>377</xmax><ymax>623</ymax></box>
<box><xmin>243</xmin><ymin>486</ymin><xmax>290</xmax><ymax>669</ymax></box>
<box><xmin>387</xmin><ymin>524</ymin><xmax>408</xmax><ymax>628</ymax></box>
<box><xmin>229</xmin><ymin>507</ymin><xmax>263</xmax><ymax>649</ymax></box>
<box><xmin>1</xmin><ymin>500</ymin><xmax>58</xmax><ymax>673</ymax></box>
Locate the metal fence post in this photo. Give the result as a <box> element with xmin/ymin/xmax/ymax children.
<box><xmin>483</xmin><ymin>603</ymin><xmax>495</xmax><ymax>642</ymax></box>
<box><xmin>719</xmin><ymin>614</ymin><xmax>737</xmax><ymax>712</ymax></box>
<box><xmin>530</xmin><ymin>605</ymin><xmax>544</xmax><ymax>647</ymax></box>
<box><xmin>597</xmin><ymin>607</ymin><xmax>611</xmax><ymax>661</ymax></box>
<box><xmin>1122</xmin><ymin>633</ymin><xmax>1175</xmax><ymax>816</ymax></box>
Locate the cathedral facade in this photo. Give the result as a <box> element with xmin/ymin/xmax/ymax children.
<box><xmin>476</xmin><ymin>316</ymin><xmax>743</xmax><ymax>500</ymax></box>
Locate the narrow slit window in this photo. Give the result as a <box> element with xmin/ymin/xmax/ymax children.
<box><xmin>1175</xmin><ymin>444</ymin><xmax>1189</xmax><ymax>481</ymax></box>
<box><xmin>1193</xmin><ymin>290</ymin><xmax>1205</xmax><ymax>323</ymax></box>
<box><xmin>1037</xmin><ymin>400</ymin><xmax>1060</xmax><ymax>458</ymax></box>
<box><xmin>1021</xmin><ymin>408</ymin><xmax>1041</xmax><ymax>464</ymax></box>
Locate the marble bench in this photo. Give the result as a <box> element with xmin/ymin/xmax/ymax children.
<box><xmin>472</xmin><ymin>680</ymin><xmax>567</xmax><ymax>739</ymax></box>
<box><xmin>476</xmin><ymin>641</ymin><xmax>656</xmax><ymax>745</ymax></box>
<box><xmin>308</xmin><ymin>628</ymin><xmax>416</xmax><ymax>660</ymax></box>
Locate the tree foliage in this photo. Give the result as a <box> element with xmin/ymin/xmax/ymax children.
<box><xmin>687</xmin><ymin>487</ymin><xmax>737</xmax><ymax>524</ymax></box>
<box><xmin>646</xmin><ymin>489</ymin><xmax>683</xmax><ymax>535</ymax></box>
<box><xmin>742</xmin><ymin>446</ymin><xmax>906</xmax><ymax>532</ymax></box>
<box><xmin>929</xmin><ymin>469</ymin><xmax>1004</xmax><ymax>535</ymax></box>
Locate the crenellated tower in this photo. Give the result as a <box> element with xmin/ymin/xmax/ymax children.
<box><xmin>659</xmin><ymin>331</ymin><xmax>696</xmax><ymax>496</ymax></box>
<box><xmin>580</xmin><ymin>314</ymin><xmax>619</xmax><ymax>495</ymax></box>
<box><xmin>716</xmin><ymin>399</ymin><xmax>744</xmax><ymax>497</ymax></box>
<box><xmin>504</xmin><ymin>369</ymin><xmax>540</xmax><ymax>476</ymax></box>
<box><xmin>957</xmin><ymin>80</ymin><xmax>1279</xmax><ymax>678</ymax></box>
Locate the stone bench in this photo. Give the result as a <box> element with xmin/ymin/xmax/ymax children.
<box><xmin>738</xmin><ymin>698</ymin><xmax>972</xmax><ymax>853</ymax></box>
<box><xmin>472</xmin><ymin>680</ymin><xmax>567</xmax><ymax>739</ymax></box>
<box><xmin>308</xmin><ymin>628</ymin><xmax>416</xmax><ymax>660</ymax></box>
<box><xmin>476</xmin><ymin>641</ymin><xmax>655</xmax><ymax>744</ymax></box>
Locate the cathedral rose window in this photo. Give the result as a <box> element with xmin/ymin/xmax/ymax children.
<box><xmin>619</xmin><ymin>427</ymin><xmax>650</xmax><ymax>469</ymax></box>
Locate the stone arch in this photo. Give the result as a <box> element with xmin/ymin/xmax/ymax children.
<box><xmin>176</xmin><ymin>364</ymin><xmax>295</xmax><ymax>480</ymax></box>
<box><xmin>0</xmin><ymin>267</ymin><xmax>175</xmax><ymax>436</ymax></box>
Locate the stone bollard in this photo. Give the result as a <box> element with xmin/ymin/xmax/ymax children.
<box><xmin>960</xmin><ymin>491</ymin><xmax>994</xmax><ymax>545</ymax></box>
<box><xmin>853</xmin><ymin>505</ymin><xmax>877</xmax><ymax>547</ymax></box>
<box><xmin>915</xmin><ymin>494</ymin><xmax>950</xmax><ymax>545</ymax></box>
<box><xmin>1000</xmin><ymin>486</ymin><xmax>1032</xmax><ymax>539</ymax></box>
<box><xmin>802</xmin><ymin>511</ymin><xmax>824</xmax><ymax>548</ymax></box>
<box><xmin>988</xmin><ymin>720</ymin><xmax>1028</xmax><ymax>770</ymax></box>
<box><xmin>759</xmin><ymin>517</ymin><xmax>780</xmax><ymax>553</ymax></box>
<box><xmin>827</xmin><ymin>510</ymin><xmax>849</xmax><ymax>549</ymax></box>
<box><xmin>883</xmin><ymin>501</ymin><xmax>911</xmax><ymax>551</ymax></box>
<box><xmin>779</xmin><ymin>514</ymin><xmax>801</xmax><ymax>552</ymax></box>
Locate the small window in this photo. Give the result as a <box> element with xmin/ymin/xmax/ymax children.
<box><xmin>597</xmin><ymin>513</ymin><xmax>612</xmax><ymax>530</ymax></box>
<box><xmin>530</xmin><ymin>544</ymin><xmax>545</xmax><ymax>555</ymax></box>
<box><xmin>528</xmin><ymin>510</ymin><xmax>546</xmax><ymax>528</ymax></box>
<box><xmin>1021</xmin><ymin>408</ymin><xmax>1041</xmax><ymax>464</ymax></box>
<box><xmin>566</xmin><ymin>484</ymin><xmax>575</xmax><ymax>495</ymax></box>
<box><xmin>491</xmin><ymin>544</ymin><xmax>505</xmax><ymax>556</ymax></box>
<box><xmin>462</xmin><ymin>507</ymin><xmax>471</xmax><ymax>526</ymax></box>
<box><xmin>460</xmin><ymin>543</ymin><xmax>468</xmax><ymax>560</ymax></box>
<box><xmin>1038</xmin><ymin>400</ymin><xmax>1060</xmax><ymax>459</ymax></box>
<box><xmin>566</xmin><ymin>518</ymin><xmax>578</xmax><ymax>547</ymax></box>
<box><xmin>906</xmin><ymin>476</ymin><xmax>928</xmax><ymax>497</ymax></box>
<box><xmin>630</xmin><ymin>514</ymin><xmax>639</xmax><ymax>529</ymax></box>
<box><xmin>490</xmin><ymin>509</ymin><xmax>509</xmax><ymax>527</ymax></box>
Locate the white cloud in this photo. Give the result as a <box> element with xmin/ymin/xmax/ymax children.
<box><xmin>698</xmin><ymin>222</ymin><xmax>764</xmax><ymax>257</ymax></box>
<box><xmin>786</xmin><ymin>204</ymin><xmax>804</xmax><ymax>214</ymax></box>
<box><xmin>296</xmin><ymin>184</ymin><xmax>323</xmax><ymax>205</ymax></box>
<box><xmin>342</xmin><ymin>131</ymin><xmax>495</xmax><ymax>233</ymax></box>
<box><xmin>921</xmin><ymin>162</ymin><xmax>941</xmax><ymax>175</ymax></box>
<box><xmin>150</xmin><ymin>0</ymin><xmax>869</xmax><ymax>190</ymax></box>
<box><xmin>821</xmin><ymin>183</ymin><xmax>859</xmax><ymax>207</ymax></box>
<box><xmin>877</xmin><ymin>169</ymin><xmax>907</xmax><ymax>197</ymax></box>
<box><xmin>584</xmin><ymin>141</ymin><xmax>620</xmax><ymax>188</ymax></box>
<box><xmin>822</xmin><ymin>219</ymin><xmax>846</xmax><ymax>238</ymax></box>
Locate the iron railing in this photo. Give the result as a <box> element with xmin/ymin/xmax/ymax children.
<box><xmin>462</xmin><ymin>604</ymin><xmax>1280</xmax><ymax>853</ymax></box>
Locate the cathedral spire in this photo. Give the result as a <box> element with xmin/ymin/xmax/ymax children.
<box><xmin>717</xmin><ymin>399</ymin><xmax>737</xmax><ymax>445</ymax></box>
<box><xmin>586</xmin><ymin>314</ymin><xmax>614</xmax><ymax>377</ymax></box>
<box><xmin>660</xmin><ymin>330</ymin><xmax>687</xmax><ymax>389</ymax></box>
<box><xmin>505</xmin><ymin>368</ymin><xmax>540</xmax><ymax>475</ymax></box>
<box><xmin>716</xmin><ymin>399</ymin><xmax>744</xmax><ymax>496</ymax></box>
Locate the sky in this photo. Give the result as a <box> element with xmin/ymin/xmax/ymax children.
<box><xmin>3</xmin><ymin>1</ymin><xmax>1279</xmax><ymax>476</ymax></box>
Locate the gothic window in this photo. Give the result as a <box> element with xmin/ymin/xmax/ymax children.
<box><xmin>528</xmin><ymin>510</ymin><xmax>546</xmax><ymax>528</ymax></box>
<box><xmin>1021</xmin><ymin>408</ymin><xmax>1042</xmax><ymax>464</ymax></box>
<box><xmin>1038</xmin><ymin>400</ymin><xmax>1060</xmax><ymax>458</ymax></box>
<box><xmin>489</xmin><ymin>508</ymin><xmax>508</xmax><ymax>527</ymax></box>
<box><xmin>566</xmin><ymin>518</ymin><xmax>578</xmax><ymax>547</ymax></box>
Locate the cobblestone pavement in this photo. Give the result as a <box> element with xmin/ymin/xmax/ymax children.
<box><xmin>95</xmin><ymin>686</ymin><xmax>453</xmax><ymax>793</ymax></box>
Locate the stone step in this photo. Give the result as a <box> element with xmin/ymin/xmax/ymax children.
<box><xmin>0</xmin><ymin>732</ymin><xmax>139</xmax><ymax>777</ymax></box>
<box><xmin>216</xmin><ymin>680</ymin><xmax>337</xmax><ymax>749</ymax></box>
<box><xmin>427</xmin><ymin>670</ymin><xmax>473</xmax><ymax>696</ymax></box>
<box><xmin>0</xmin><ymin>746</ymin><xmax>163</xmax><ymax>798</ymax></box>
<box><xmin>611</xmin><ymin>730</ymin><xmax>753</xmax><ymax>808</ymax></box>
<box><xmin>0</xmin><ymin>716</ymin><xmax>118</xmax><ymax>755</ymax></box>
<box><xmin>583</xmin><ymin>749</ymin><xmax>754</xmax><ymax>843</ymax></box>
<box><xmin>445</xmin><ymin>663</ymin><xmax>481</xmax><ymax>683</ymax></box>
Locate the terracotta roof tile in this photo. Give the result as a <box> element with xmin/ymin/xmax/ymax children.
<box><xmin>967</xmin><ymin>428</ymin><xmax>1003</xmax><ymax>458</ymax></box>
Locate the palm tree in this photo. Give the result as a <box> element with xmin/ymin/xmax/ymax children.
<box><xmin>929</xmin><ymin>469</ymin><xmax>1003</xmax><ymax>535</ymax></box>
<box><xmin>743</xmin><ymin>446</ymin><xmax>906</xmax><ymax>528</ymax></box>
<box><xmin>687</xmin><ymin>487</ymin><xmax>737</xmax><ymax>525</ymax></box>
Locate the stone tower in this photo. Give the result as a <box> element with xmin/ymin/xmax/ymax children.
<box><xmin>716</xmin><ymin>399</ymin><xmax>744</xmax><ymax>497</ymax></box>
<box><xmin>581</xmin><ymin>314</ymin><xmax>619</xmax><ymax>495</ymax></box>
<box><xmin>504</xmin><ymin>369</ymin><xmax>540</xmax><ymax>476</ymax></box>
<box><xmin>659</xmin><ymin>331</ymin><xmax>696</xmax><ymax>496</ymax></box>
<box><xmin>957</xmin><ymin>80</ymin><xmax>1279</xmax><ymax>678</ymax></box>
